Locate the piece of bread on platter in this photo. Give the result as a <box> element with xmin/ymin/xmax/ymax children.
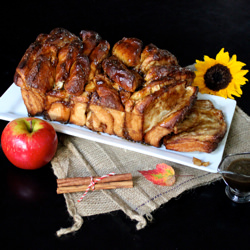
<box><xmin>13</xmin><ymin>27</ymin><xmax>226</xmax><ymax>152</ymax></box>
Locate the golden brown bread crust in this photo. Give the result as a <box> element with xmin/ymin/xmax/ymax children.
<box><xmin>14</xmin><ymin>28</ymin><xmax>226</xmax><ymax>152</ymax></box>
<box><xmin>102</xmin><ymin>55</ymin><xmax>143</xmax><ymax>92</ymax></box>
<box><xmin>21</xmin><ymin>88</ymin><xmax>45</xmax><ymax>116</ymax></box>
<box><xmin>88</xmin><ymin>40</ymin><xmax>110</xmax><ymax>81</ymax></box>
<box><xmin>86</xmin><ymin>104</ymin><xmax>125</xmax><ymax>137</ymax></box>
<box><xmin>44</xmin><ymin>101</ymin><xmax>71</xmax><ymax>123</ymax></box>
<box><xmin>124</xmin><ymin>82</ymin><xmax>198</xmax><ymax>144</ymax></box>
<box><xmin>139</xmin><ymin>44</ymin><xmax>178</xmax><ymax>74</ymax></box>
<box><xmin>26</xmin><ymin>28</ymin><xmax>78</xmax><ymax>93</ymax></box>
<box><xmin>144</xmin><ymin>65</ymin><xmax>195</xmax><ymax>86</ymax></box>
<box><xmin>143</xmin><ymin>84</ymin><xmax>198</xmax><ymax>147</ymax></box>
<box><xmin>64</xmin><ymin>55</ymin><xmax>90</xmax><ymax>95</ymax></box>
<box><xmin>43</xmin><ymin>89</ymin><xmax>71</xmax><ymax>123</ymax></box>
<box><xmin>80</xmin><ymin>30</ymin><xmax>102</xmax><ymax>56</ymax></box>
<box><xmin>163</xmin><ymin>100</ymin><xmax>227</xmax><ymax>152</ymax></box>
<box><xmin>69</xmin><ymin>92</ymin><xmax>90</xmax><ymax>126</ymax></box>
<box><xmin>14</xmin><ymin>28</ymin><xmax>79</xmax><ymax>117</ymax></box>
<box><xmin>89</xmin><ymin>75</ymin><xmax>124</xmax><ymax>111</ymax></box>
<box><xmin>14</xmin><ymin>34</ymin><xmax>48</xmax><ymax>89</ymax></box>
<box><xmin>128</xmin><ymin>77</ymin><xmax>177</xmax><ymax>103</ymax></box>
<box><xmin>112</xmin><ymin>37</ymin><xmax>143</xmax><ymax>68</ymax></box>
<box><xmin>55</xmin><ymin>39</ymin><xmax>84</xmax><ymax>87</ymax></box>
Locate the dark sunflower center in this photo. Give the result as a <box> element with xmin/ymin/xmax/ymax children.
<box><xmin>204</xmin><ymin>63</ymin><xmax>232</xmax><ymax>91</ymax></box>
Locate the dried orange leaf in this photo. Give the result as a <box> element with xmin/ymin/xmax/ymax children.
<box><xmin>138</xmin><ymin>163</ymin><xmax>176</xmax><ymax>186</ymax></box>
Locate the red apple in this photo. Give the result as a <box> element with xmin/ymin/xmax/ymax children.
<box><xmin>1</xmin><ymin>117</ymin><xmax>58</xmax><ymax>170</ymax></box>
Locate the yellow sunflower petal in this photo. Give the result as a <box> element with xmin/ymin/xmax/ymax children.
<box><xmin>228</xmin><ymin>61</ymin><xmax>247</xmax><ymax>75</ymax></box>
<box><xmin>228</xmin><ymin>55</ymin><xmax>246</xmax><ymax>68</ymax></box>
<box><xmin>225</xmin><ymin>82</ymin><xmax>241</xmax><ymax>97</ymax></box>
<box><xmin>195</xmin><ymin>59</ymin><xmax>203</xmax><ymax>65</ymax></box>
<box><xmin>235</xmin><ymin>87</ymin><xmax>243</xmax><ymax>95</ymax></box>
<box><xmin>227</xmin><ymin>92</ymin><xmax>234</xmax><ymax>99</ymax></box>
<box><xmin>233</xmin><ymin>75</ymin><xmax>248</xmax><ymax>83</ymax></box>
<box><xmin>229</xmin><ymin>89</ymin><xmax>241</xmax><ymax>97</ymax></box>
<box><xmin>228</xmin><ymin>82</ymin><xmax>242</xmax><ymax>95</ymax></box>
<box><xmin>193</xmin><ymin>77</ymin><xmax>203</xmax><ymax>83</ymax></box>
<box><xmin>203</xmin><ymin>55</ymin><xmax>211</xmax><ymax>61</ymax></box>
<box><xmin>215</xmin><ymin>48</ymin><xmax>230</xmax><ymax>64</ymax></box>
<box><xmin>204</xmin><ymin>56</ymin><xmax>216</xmax><ymax>66</ymax></box>
<box><xmin>233</xmin><ymin>70</ymin><xmax>249</xmax><ymax>79</ymax></box>
<box><xmin>217</xmin><ymin>89</ymin><xmax>228</xmax><ymax>98</ymax></box>
<box><xmin>195</xmin><ymin>63</ymin><xmax>204</xmax><ymax>71</ymax></box>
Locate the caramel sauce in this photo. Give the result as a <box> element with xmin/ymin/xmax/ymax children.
<box><xmin>227</xmin><ymin>159</ymin><xmax>250</xmax><ymax>175</ymax></box>
<box><xmin>224</xmin><ymin>159</ymin><xmax>250</xmax><ymax>192</ymax></box>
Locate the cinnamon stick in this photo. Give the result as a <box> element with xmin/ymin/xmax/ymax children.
<box><xmin>56</xmin><ymin>180</ymin><xmax>133</xmax><ymax>194</ymax></box>
<box><xmin>57</xmin><ymin>173</ymin><xmax>132</xmax><ymax>187</ymax></box>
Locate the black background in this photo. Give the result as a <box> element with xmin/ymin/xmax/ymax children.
<box><xmin>0</xmin><ymin>0</ymin><xmax>250</xmax><ymax>249</ymax></box>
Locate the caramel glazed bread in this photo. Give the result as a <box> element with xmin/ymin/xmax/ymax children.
<box><xmin>14</xmin><ymin>27</ymin><xmax>227</xmax><ymax>152</ymax></box>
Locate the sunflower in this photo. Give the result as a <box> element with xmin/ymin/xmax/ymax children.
<box><xmin>193</xmin><ymin>48</ymin><xmax>248</xmax><ymax>99</ymax></box>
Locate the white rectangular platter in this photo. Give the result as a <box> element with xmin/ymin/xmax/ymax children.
<box><xmin>0</xmin><ymin>83</ymin><xmax>236</xmax><ymax>173</ymax></box>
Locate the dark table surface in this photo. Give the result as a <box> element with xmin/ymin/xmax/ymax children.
<box><xmin>1</xmin><ymin>0</ymin><xmax>250</xmax><ymax>249</ymax></box>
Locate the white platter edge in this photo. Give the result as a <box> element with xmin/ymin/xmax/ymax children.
<box><xmin>0</xmin><ymin>83</ymin><xmax>237</xmax><ymax>173</ymax></box>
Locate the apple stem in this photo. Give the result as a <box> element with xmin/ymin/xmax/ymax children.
<box><xmin>29</xmin><ymin>120</ymin><xmax>33</xmax><ymax>133</ymax></box>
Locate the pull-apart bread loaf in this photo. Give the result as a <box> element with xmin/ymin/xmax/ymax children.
<box><xmin>14</xmin><ymin>28</ymin><xmax>226</xmax><ymax>152</ymax></box>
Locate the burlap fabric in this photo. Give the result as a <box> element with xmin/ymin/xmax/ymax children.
<box><xmin>52</xmin><ymin>106</ymin><xmax>250</xmax><ymax>236</ymax></box>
